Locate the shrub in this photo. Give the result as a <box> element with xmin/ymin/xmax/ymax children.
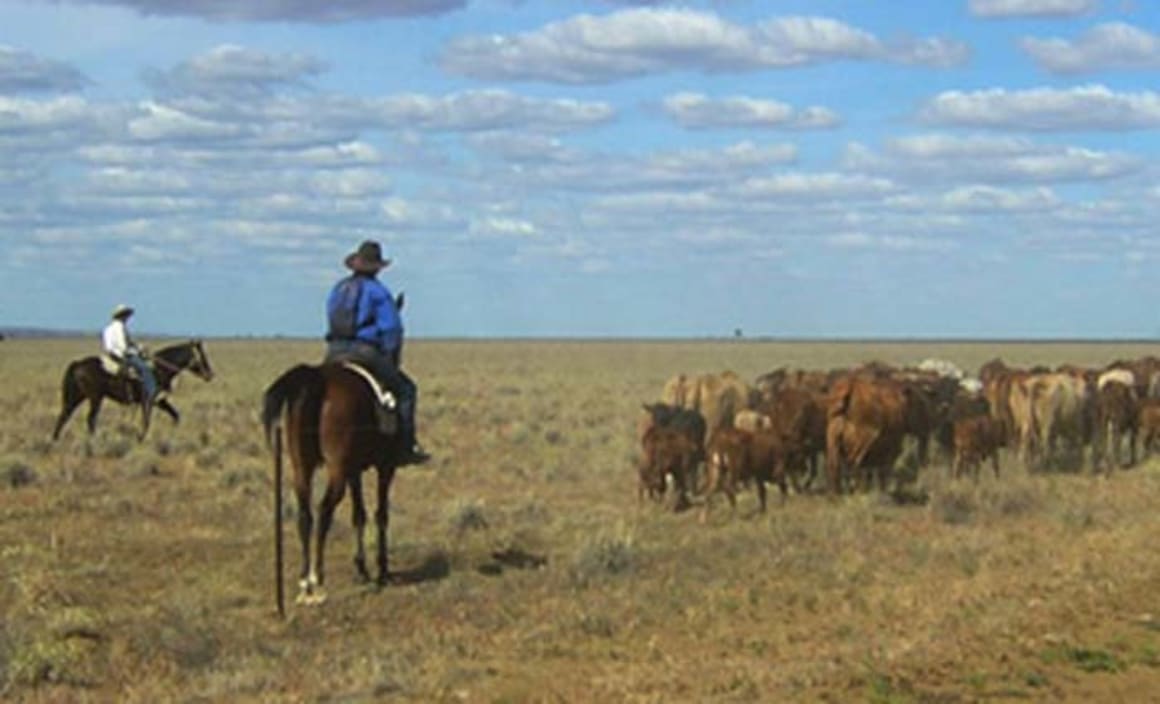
<box><xmin>445</xmin><ymin>498</ymin><xmax>489</xmax><ymax>537</ymax></box>
<box><xmin>930</xmin><ymin>484</ymin><xmax>976</xmax><ymax>526</ymax></box>
<box><xmin>570</xmin><ymin>527</ymin><xmax>637</xmax><ymax>587</ymax></box>
<box><xmin>3</xmin><ymin>459</ymin><xmax>37</xmax><ymax>489</ymax></box>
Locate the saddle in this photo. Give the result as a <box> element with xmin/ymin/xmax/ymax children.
<box><xmin>100</xmin><ymin>353</ymin><xmax>136</xmax><ymax>377</ymax></box>
<box><xmin>341</xmin><ymin>362</ymin><xmax>397</xmax><ymax>409</ymax></box>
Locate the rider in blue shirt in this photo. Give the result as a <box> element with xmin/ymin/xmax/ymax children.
<box><xmin>325</xmin><ymin>240</ymin><xmax>429</xmax><ymax>466</ymax></box>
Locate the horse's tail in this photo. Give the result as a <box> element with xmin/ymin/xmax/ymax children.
<box><xmin>261</xmin><ymin>364</ymin><xmax>323</xmax><ymax>448</ymax></box>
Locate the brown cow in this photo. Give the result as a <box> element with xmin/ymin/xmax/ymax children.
<box><xmin>638</xmin><ymin>425</ymin><xmax>697</xmax><ymax>510</ymax></box>
<box><xmin>760</xmin><ymin>386</ymin><xmax>827</xmax><ymax>491</ymax></box>
<box><xmin>701</xmin><ymin>426</ymin><xmax>788</xmax><ymax>522</ymax></box>
<box><xmin>1093</xmin><ymin>372</ymin><xmax>1138</xmax><ymax>474</ymax></box>
<box><xmin>825</xmin><ymin>375</ymin><xmax>907</xmax><ymax>494</ymax></box>
<box><xmin>952</xmin><ymin>413</ymin><xmax>1001</xmax><ymax>480</ymax></box>
<box><xmin>1138</xmin><ymin>398</ymin><xmax>1160</xmax><ymax>459</ymax></box>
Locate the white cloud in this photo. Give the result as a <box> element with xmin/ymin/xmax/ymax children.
<box><xmin>147</xmin><ymin>44</ymin><xmax>327</xmax><ymax>96</ymax></box>
<box><xmin>826</xmin><ymin>231</ymin><xmax>956</xmax><ymax>252</ymax></box>
<box><xmin>938</xmin><ymin>184</ymin><xmax>1060</xmax><ymax>212</ymax></box>
<box><xmin>470</xmin><ymin>216</ymin><xmax>539</xmax><ymax>238</ymax></box>
<box><xmin>731</xmin><ymin>173</ymin><xmax>896</xmax><ymax>200</ymax></box>
<box><xmin>47</xmin><ymin>0</ymin><xmax>467</xmax><ymax>22</ymax></box>
<box><xmin>1021</xmin><ymin>23</ymin><xmax>1160</xmax><ymax>74</ymax></box>
<box><xmin>440</xmin><ymin>9</ymin><xmax>967</xmax><ymax>83</ymax></box>
<box><xmin>918</xmin><ymin>84</ymin><xmax>1160</xmax><ymax>131</ymax></box>
<box><xmin>127</xmin><ymin>100</ymin><xmax>245</xmax><ymax>141</ymax></box>
<box><xmin>968</xmin><ymin>0</ymin><xmax>1095</xmax><ymax>18</ymax></box>
<box><xmin>662</xmin><ymin>92</ymin><xmax>840</xmax><ymax>130</ymax></box>
<box><xmin>0</xmin><ymin>45</ymin><xmax>88</xmax><ymax>93</ymax></box>
<box><xmin>846</xmin><ymin>133</ymin><xmax>1140</xmax><ymax>183</ymax></box>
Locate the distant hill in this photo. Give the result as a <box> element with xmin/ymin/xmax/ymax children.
<box><xmin>0</xmin><ymin>327</ymin><xmax>93</xmax><ymax>339</ymax></box>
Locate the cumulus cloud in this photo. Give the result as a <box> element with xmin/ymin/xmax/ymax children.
<box><xmin>826</xmin><ymin>231</ymin><xmax>956</xmax><ymax>252</ymax></box>
<box><xmin>491</xmin><ymin>140</ymin><xmax>799</xmax><ymax>193</ymax></box>
<box><xmin>661</xmin><ymin>92</ymin><xmax>840</xmax><ymax>130</ymax></box>
<box><xmin>968</xmin><ymin>0</ymin><xmax>1095</xmax><ymax>18</ymax></box>
<box><xmin>0</xmin><ymin>46</ymin><xmax>88</xmax><ymax>93</ymax></box>
<box><xmin>846</xmin><ymin>133</ymin><xmax>1140</xmax><ymax>183</ymax></box>
<box><xmin>146</xmin><ymin>45</ymin><xmax>327</xmax><ymax>97</ymax></box>
<box><xmin>918</xmin><ymin>84</ymin><xmax>1160</xmax><ymax>131</ymax></box>
<box><xmin>440</xmin><ymin>9</ymin><xmax>968</xmax><ymax>83</ymax></box>
<box><xmin>938</xmin><ymin>184</ymin><xmax>1060</xmax><ymax>212</ymax></box>
<box><xmin>47</xmin><ymin>0</ymin><xmax>467</xmax><ymax>22</ymax></box>
<box><xmin>1021</xmin><ymin>23</ymin><xmax>1160</xmax><ymax>74</ymax></box>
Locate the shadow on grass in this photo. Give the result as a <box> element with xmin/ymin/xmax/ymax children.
<box><xmin>388</xmin><ymin>551</ymin><xmax>452</xmax><ymax>586</ymax></box>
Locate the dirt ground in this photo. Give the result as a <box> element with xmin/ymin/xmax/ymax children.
<box><xmin>3</xmin><ymin>338</ymin><xmax>1160</xmax><ymax>702</ymax></box>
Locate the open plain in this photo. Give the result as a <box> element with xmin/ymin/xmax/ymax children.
<box><xmin>3</xmin><ymin>337</ymin><xmax>1160</xmax><ymax>702</ymax></box>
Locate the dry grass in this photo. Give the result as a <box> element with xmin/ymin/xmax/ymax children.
<box><xmin>3</xmin><ymin>338</ymin><xmax>1160</xmax><ymax>702</ymax></box>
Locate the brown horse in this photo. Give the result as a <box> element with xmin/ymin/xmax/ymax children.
<box><xmin>52</xmin><ymin>339</ymin><xmax>214</xmax><ymax>441</ymax></box>
<box><xmin>262</xmin><ymin>361</ymin><xmax>411</xmax><ymax>612</ymax></box>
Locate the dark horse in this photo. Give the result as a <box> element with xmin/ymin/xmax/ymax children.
<box><xmin>52</xmin><ymin>339</ymin><xmax>215</xmax><ymax>441</ymax></box>
<box><xmin>263</xmin><ymin>362</ymin><xmax>412</xmax><ymax>612</ymax></box>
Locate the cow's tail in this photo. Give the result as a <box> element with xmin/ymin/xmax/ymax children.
<box><xmin>261</xmin><ymin>364</ymin><xmax>322</xmax><ymax>448</ymax></box>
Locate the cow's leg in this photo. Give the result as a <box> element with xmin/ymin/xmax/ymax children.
<box><xmin>349</xmin><ymin>475</ymin><xmax>370</xmax><ymax>582</ymax></box>
<box><xmin>753</xmin><ymin>473</ymin><xmax>768</xmax><ymax>514</ymax></box>
<box><xmin>1129</xmin><ymin>424</ymin><xmax>1138</xmax><ymax>467</ymax></box>
<box><xmin>990</xmin><ymin>448</ymin><xmax>1000</xmax><ymax>479</ymax></box>
<box><xmin>374</xmin><ymin>465</ymin><xmax>396</xmax><ymax>585</ymax></box>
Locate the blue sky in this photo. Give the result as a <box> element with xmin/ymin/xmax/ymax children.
<box><xmin>3</xmin><ymin>0</ymin><xmax>1160</xmax><ymax>338</ymax></box>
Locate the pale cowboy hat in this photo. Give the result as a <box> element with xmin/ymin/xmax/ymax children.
<box><xmin>111</xmin><ymin>304</ymin><xmax>134</xmax><ymax>320</ymax></box>
<box><xmin>344</xmin><ymin>240</ymin><xmax>391</xmax><ymax>274</ymax></box>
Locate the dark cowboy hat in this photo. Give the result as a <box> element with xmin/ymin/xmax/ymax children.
<box><xmin>344</xmin><ymin>240</ymin><xmax>391</xmax><ymax>273</ymax></box>
<box><xmin>111</xmin><ymin>304</ymin><xmax>134</xmax><ymax>319</ymax></box>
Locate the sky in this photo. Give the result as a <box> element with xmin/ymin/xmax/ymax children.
<box><xmin>3</xmin><ymin>0</ymin><xmax>1160</xmax><ymax>339</ymax></box>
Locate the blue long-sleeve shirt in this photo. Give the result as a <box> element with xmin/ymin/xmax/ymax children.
<box><xmin>326</xmin><ymin>274</ymin><xmax>403</xmax><ymax>353</ymax></box>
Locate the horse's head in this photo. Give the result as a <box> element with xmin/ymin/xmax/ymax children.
<box><xmin>186</xmin><ymin>339</ymin><xmax>214</xmax><ymax>381</ymax></box>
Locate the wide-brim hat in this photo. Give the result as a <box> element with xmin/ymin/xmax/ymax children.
<box><xmin>344</xmin><ymin>240</ymin><xmax>391</xmax><ymax>273</ymax></box>
<box><xmin>111</xmin><ymin>304</ymin><xmax>134</xmax><ymax>319</ymax></box>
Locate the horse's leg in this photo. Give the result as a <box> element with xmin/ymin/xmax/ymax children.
<box><xmin>85</xmin><ymin>397</ymin><xmax>104</xmax><ymax>435</ymax></box>
<box><xmin>156</xmin><ymin>399</ymin><xmax>180</xmax><ymax>424</ymax></box>
<box><xmin>349</xmin><ymin>475</ymin><xmax>371</xmax><ymax>583</ymax></box>
<box><xmin>374</xmin><ymin>465</ymin><xmax>396</xmax><ymax>585</ymax></box>
<box><xmin>293</xmin><ymin>463</ymin><xmax>314</xmax><ymax>604</ymax></box>
<box><xmin>308</xmin><ymin>468</ymin><xmax>347</xmax><ymax>604</ymax></box>
<box><xmin>52</xmin><ymin>380</ymin><xmax>84</xmax><ymax>440</ymax></box>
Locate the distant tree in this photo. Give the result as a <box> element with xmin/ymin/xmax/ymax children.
<box><xmin>733</xmin><ymin>328</ymin><xmax>743</xmax><ymax>339</ymax></box>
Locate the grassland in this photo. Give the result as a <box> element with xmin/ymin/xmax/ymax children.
<box><xmin>3</xmin><ymin>337</ymin><xmax>1160</xmax><ymax>702</ymax></box>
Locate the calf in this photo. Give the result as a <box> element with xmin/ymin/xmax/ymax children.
<box><xmin>638</xmin><ymin>425</ymin><xmax>698</xmax><ymax>511</ymax></box>
<box><xmin>700</xmin><ymin>427</ymin><xmax>788</xmax><ymax>523</ymax></box>
<box><xmin>1137</xmin><ymin>398</ymin><xmax>1160</xmax><ymax>459</ymax></box>
<box><xmin>951</xmin><ymin>413</ymin><xmax>1001</xmax><ymax>480</ymax></box>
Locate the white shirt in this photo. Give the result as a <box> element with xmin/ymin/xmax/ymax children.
<box><xmin>102</xmin><ymin>319</ymin><xmax>135</xmax><ymax>358</ymax></box>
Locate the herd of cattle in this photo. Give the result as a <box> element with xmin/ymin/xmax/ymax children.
<box><xmin>636</xmin><ymin>355</ymin><xmax>1160</xmax><ymax>520</ymax></box>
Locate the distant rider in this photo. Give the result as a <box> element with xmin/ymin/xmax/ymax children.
<box><xmin>324</xmin><ymin>240</ymin><xmax>430</xmax><ymax>466</ymax></box>
<box><xmin>102</xmin><ymin>304</ymin><xmax>158</xmax><ymax>406</ymax></box>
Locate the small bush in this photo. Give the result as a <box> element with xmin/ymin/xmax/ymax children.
<box><xmin>930</xmin><ymin>484</ymin><xmax>976</xmax><ymax>526</ymax></box>
<box><xmin>570</xmin><ymin>528</ymin><xmax>637</xmax><ymax>586</ymax></box>
<box><xmin>4</xmin><ymin>459</ymin><xmax>37</xmax><ymax>489</ymax></box>
<box><xmin>445</xmin><ymin>498</ymin><xmax>489</xmax><ymax>537</ymax></box>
